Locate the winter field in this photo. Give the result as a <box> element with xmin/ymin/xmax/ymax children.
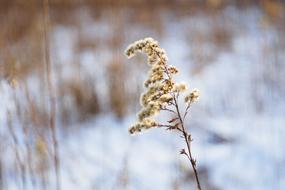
<box><xmin>0</xmin><ymin>1</ymin><xmax>285</xmax><ymax>190</ymax></box>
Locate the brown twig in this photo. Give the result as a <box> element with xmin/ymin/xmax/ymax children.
<box><xmin>153</xmin><ymin>43</ymin><xmax>202</xmax><ymax>190</ymax></box>
<box><xmin>157</xmin><ymin>124</ymin><xmax>183</xmax><ymax>132</ymax></box>
<box><xmin>183</xmin><ymin>103</ymin><xmax>191</xmax><ymax>122</ymax></box>
<box><xmin>42</xmin><ymin>0</ymin><xmax>61</xmax><ymax>189</ymax></box>
<box><xmin>154</xmin><ymin>46</ymin><xmax>202</xmax><ymax>190</ymax></box>
<box><xmin>7</xmin><ymin>111</ymin><xmax>26</xmax><ymax>190</ymax></box>
<box><xmin>160</xmin><ymin>107</ymin><xmax>176</xmax><ymax>114</ymax></box>
<box><xmin>173</xmin><ymin>96</ymin><xmax>202</xmax><ymax>190</ymax></box>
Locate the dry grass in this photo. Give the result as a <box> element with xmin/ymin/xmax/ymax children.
<box><xmin>58</xmin><ymin>77</ymin><xmax>100</xmax><ymax>123</ymax></box>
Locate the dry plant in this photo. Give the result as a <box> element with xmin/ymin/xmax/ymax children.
<box><xmin>6</xmin><ymin>111</ymin><xmax>27</xmax><ymax>190</ymax></box>
<box><xmin>0</xmin><ymin>141</ymin><xmax>3</xmax><ymax>190</ymax></box>
<box><xmin>125</xmin><ymin>37</ymin><xmax>202</xmax><ymax>190</ymax></box>
<box><xmin>107</xmin><ymin>60</ymin><xmax>128</xmax><ymax>119</ymax></box>
<box><xmin>43</xmin><ymin>0</ymin><xmax>61</xmax><ymax>189</ymax></box>
<box><xmin>59</xmin><ymin>77</ymin><xmax>100</xmax><ymax>123</ymax></box>
<box><xmin>107</xmin><ymin>18</ymin><xmax>128</xmax><ymax>119</ymax></box>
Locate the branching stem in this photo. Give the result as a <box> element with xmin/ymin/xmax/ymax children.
<box><xmin>173</xmin><ymin>96</ymin><xmax>202</xmax><ymax>190</ymax></box>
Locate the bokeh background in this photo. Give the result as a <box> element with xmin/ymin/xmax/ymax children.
<box><xmin>0</xmin><ymin>0</ymin><xmax>285</xmax><ymax>190</ymax></box>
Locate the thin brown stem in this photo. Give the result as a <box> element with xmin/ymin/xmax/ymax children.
<box><xmin>160</xmin><ymin>107</ymin><xmax>176</xmax><ymax>114</ymax></box>
<box><xmin>157</xmin><ymin>124</ymin><xmax>183</xmax><ymax>132</ymax></box>
<box><xmin>133</xmin><ymin>39</ymin><xmax>202</xmax><ymax>189</ymax></box>
<box><xmin>183</xmin><ymin>103</ymin><xmax>191</xmax><ymax>122</ymax></box>
<box><xmin>7</xmin><ymin>112</ymin><xmax>26</xmax><ymax>190</ymax></box>
<box><xmin>22</xmin><ymin>84</ymin><xmax>36</xmax><ymax>190</ymax></box>
<box><xmin>0</xmin><ymin>153</ymin><xmax>3</xmax><ymax>190</ymax></box>
<box><xmin>148</xmin><ymin>45</ymin><xmax>172</xmax><ymax>80</ymax></box>
<box><xmin>173</xmin><ymin>96</ymin><xmax>202</xmax><ymax>190</ymax></box>
<box><xmin>42</xmin><ymin>0</ymin><xmax>60</xmax><ymax>189</ymax></box>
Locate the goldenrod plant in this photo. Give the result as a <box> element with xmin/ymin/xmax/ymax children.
<box><xmin>125</xmin><ymin>37</ymin><xmax>202</xmax><ymax>190</ymax></box>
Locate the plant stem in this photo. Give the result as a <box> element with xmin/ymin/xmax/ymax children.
<box><xmin>43</xmin><ymin>0</ymin><xmax>61</xmax><ymax>189</ymax></box>
<box><xmin>152</xmin><ymin>41</ymin><xmax>202</xmax><ymax>189</ymax></box>
<box><xmin>173</xmin><ymin>96</ymin><xmax>202</xmax><ymax>190</ymax></box>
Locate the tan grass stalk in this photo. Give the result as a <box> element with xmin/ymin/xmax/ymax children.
<box><xmin>42</xmin><ymin>0</ymin><xmax>61</xmax><ymax>189</ymax></box>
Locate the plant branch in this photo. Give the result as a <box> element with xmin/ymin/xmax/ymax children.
<box><xmin>173</xmin><ymin>96</ymin><xmax>202</xmax><ymax>190</ymax></box>
<box><xmin>183</xmin><ymin>103</ymin><xmax>191</xmax><ymax>122</ymax></box>
<box><xmin>157</xmin><ymin>124</ymin><xmax>183</xmax><ymax>132</ymax></box>
<box><xmin>42</xmin><ymin>0</ymin><xmax>61</xmax><ymax>189</ymax></box>
<box><xmin>160</xmin><ymin>107</ymin><xmax>176</xmax><ymax>114</ymax></box>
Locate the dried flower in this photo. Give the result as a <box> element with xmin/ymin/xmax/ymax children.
<box><xmin>125</xmin><ymin>37</ymin><xmax>199</xmax><ymax>134</ymax></box>
<box><xmin>185</xmin><ymin>88</ymin><xmax>200</xmax><ymax>103</ymax></box>
<box><xmin>142</xmin><ymin>118</ymin><xmax>157</xmax><ymax>128</ymax></box>
<box><xmin>125</xmin><ymin>38</ymin><xmax>202</xmax><ymax>190</ymax></box>
<box><xmin>168</xmin><ymin>65</ymin><xmax>179</xmax><ymax>74</ymax></box>
<box><xmin>173</xmin><ymin>83</ymin><xmax>187</xmax><ymax>92</ymax></box>
<box><xmin>129</xmin><ymin>118</ymin><xmax>157</xmax><ymax>134</ymax></box>
<box><xmin>159</xmin><ymin>94</ymin><xmax>173</xmax><ymax>103</ymax></box>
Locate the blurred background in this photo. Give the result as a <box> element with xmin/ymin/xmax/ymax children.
<box><xmin>0</xmin><ymin>0</ymin><xmax>285</xmax><ymax>189</ymax></box>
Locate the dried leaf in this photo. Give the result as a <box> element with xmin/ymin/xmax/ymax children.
<box><xmin>188</xmin><ymin>134</ymin><xmax>193</xmax><ymax>142</ymax></box>
<box><xmin>166</xmin><ymin>123</ymin><xmax>180</xmax><ymax>130</ymax></box>
<box><xmin>180</xmin><ymin>149</ymin><xmax>186</xmax><ymax>155</ymax></box>
<box><xmin>167</xmin><ymin>117</ymin><xmax>178</xmax><ymax>123</ymax></box>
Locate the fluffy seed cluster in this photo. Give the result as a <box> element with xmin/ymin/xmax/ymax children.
<box><xmin>125</xmin><ymin>37</ymin><xmax>199</xmax><ymax>134</ymax></box>
<box><xmin>185</xmin><ymin>88</ymin><xmax>200</xmax><ymax>103</ymax></box>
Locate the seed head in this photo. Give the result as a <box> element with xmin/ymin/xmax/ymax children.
<box><xmin>125</xmin><ymin>37</ymin><xmax>199</xmax><ymax>134</ymax></box>
<box><xmin>185</xmin><ymin>88</ymin><xmax>200</xmax><ymax>103</ymax></box>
